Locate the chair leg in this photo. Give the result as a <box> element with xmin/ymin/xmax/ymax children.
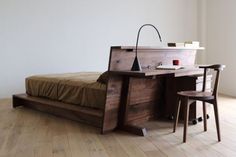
<box><xmin>173</xmin><ymin>97</ymin><xmax>181</xmax><ymax>133</ymax></box>
<box><xmin>213</xmin><ymin>100</ymin><xmax>221</xmax><ymax>141</ymax></box>
<box><xmin>203</xmin><ymin>102</ymin><xmax>207</xmax><ymax>131</ymax></box>
<box><xmin>183</xmin><ymin>98</ymin><xmax>190</xmax><ymax>143</ymax></box>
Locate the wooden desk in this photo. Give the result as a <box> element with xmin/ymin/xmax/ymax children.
<box><xmin>101</xmin><ymin>46</ymin><xmax>205</xmax><ymax>135</ymax></box>
<box><xmin>110</xmin><ymin>68</ymin><xmax>204</xmax><ymax>136</ymax></box>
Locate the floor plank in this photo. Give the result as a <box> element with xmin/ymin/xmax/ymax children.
<box><xmin>0</xmin><ymin>95</ymin><xmax>236</xmax><ymax>157</ymax></box>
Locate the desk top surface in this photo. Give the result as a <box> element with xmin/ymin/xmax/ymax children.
<box><xmin>109</xmin><ymin>66</ymin><xmax>204</xmax><ymax>77</ymax></box>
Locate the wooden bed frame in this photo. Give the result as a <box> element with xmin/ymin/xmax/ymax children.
<box><xmin>13</xmin><ymin>46</ymin><xmax>205</xmax><ymax>134</ymax></box>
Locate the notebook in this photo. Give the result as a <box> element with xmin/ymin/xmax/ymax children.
<box><xmin>156</xmin><ymin>65</ymin><xmax>184</xmax><ymax>70</ymax></box>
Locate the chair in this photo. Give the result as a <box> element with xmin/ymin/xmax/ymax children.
<box><xmin>173</xmin><ymin>64</ymin><xmax>225</xmax><ymax>143</ymax></box>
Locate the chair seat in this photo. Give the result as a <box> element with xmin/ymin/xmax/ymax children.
<box><xmin>177</xmin><ymin>91</ymin><xmax>214</xmax><ymax>100</ymax></box>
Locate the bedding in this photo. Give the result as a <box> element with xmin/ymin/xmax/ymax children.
<box><xmin>97</xmin><ymin>71</ymin><xmax>109</xmax><ymax>84</ymax></box>
<box><xmin>26</xmin><ymin>72</ymin><xmax>107</xmax><ymax>109</ymax></box>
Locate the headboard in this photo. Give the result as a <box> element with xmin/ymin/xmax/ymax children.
<box><xmin>108</xmin><ymin>46</ymin><xmax>199</xmax><ymax>71</ymax></box>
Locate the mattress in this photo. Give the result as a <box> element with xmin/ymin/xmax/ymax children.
<box><xmin>26</xmin><ymin>72</ymin><xmax>106</xmax><ymax>109</ymax></box>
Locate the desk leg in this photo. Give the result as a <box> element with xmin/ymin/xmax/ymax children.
<box><xmin>118</xmin><ymin>76</ymin><xmax>147</xmax><ymax>136</ymax></box>
<box><xmin>164</xmin><ymin>76</ymin><xmax>176</xmax><ymax>120</ymax></box>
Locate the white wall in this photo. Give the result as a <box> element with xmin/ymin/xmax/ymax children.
<box><xmin>205</xmin><ymin>0</ymin><xmax>236</xmax><ymax>96</ymax></box>
<box><xmin>196</xmin><ymin>0</ymin><xmax>207</xmax><ymax>64</ymax></box>
<box><xmin>0</xmin><ymin>0</ymin><xmax>199</xmax><ymax>98</ymax></box>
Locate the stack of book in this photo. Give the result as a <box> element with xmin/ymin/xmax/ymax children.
<box><xmin>167</xmin><ymin>41</ymin><xmax>200</xmax><ymax>48</ymax></box>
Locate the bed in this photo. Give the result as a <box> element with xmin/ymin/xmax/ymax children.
<box><xmin>13</xmin><ymin>72</ymin><xmax>108</xmax><ymax>128</ymax></box>
<box><xmin>13</xmin><ymin>46</ymin><xmax>202</xmax><ymax>135</ymax></box>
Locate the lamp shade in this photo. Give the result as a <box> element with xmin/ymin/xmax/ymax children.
<box><xmin>131</xmin><ymin>24</ymin><xmax>162</xmax><ymax>71</ymax></box>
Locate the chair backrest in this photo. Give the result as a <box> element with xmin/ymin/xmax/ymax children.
<box><xmin>199</xmin><ymin>64</ymin><xmax>225</xmax><ymax>96</ymax></box>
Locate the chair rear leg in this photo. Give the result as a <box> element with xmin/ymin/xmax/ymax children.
<box><xmin>203</xmin><ymin>101</ymin><xmax>207</xmax><ymax>131</ymax></box>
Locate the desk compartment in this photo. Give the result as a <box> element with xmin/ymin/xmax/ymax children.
<box><xmin>165</xmin><ymin>75</ymin><xmax>212</xmax><ymax>122</ymax></box>
<box><xmin>125</xmin><ymin>77</ymin><xmax>165</xmax><ymax>125</ymax></box>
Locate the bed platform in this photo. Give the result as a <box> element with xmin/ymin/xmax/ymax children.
<box><xmin>13</xmin><ymin>94</ymin><xmax>103</xmax><ymax>127</ymax></box>
<box><xmin>13</xmin><ymin>46</ymin><xmax>204</xmax><ymax>135</ymax></box>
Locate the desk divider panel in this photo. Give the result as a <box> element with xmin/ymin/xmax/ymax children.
<box><xmin>108</xmin><ymin>46</ymin><xmax>197</xmax><ymax>71</ymax></box>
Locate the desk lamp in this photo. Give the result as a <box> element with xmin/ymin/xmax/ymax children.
<box><xmin>131</xmin><ymin>24</ymin><xmax>162</xmax><ymax>71</ymax></box>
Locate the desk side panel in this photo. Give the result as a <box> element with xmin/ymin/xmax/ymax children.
<box><xmin>102</xmin><ymin>75</ymin><xmax>123</xmax><ymax>133</ymax></box>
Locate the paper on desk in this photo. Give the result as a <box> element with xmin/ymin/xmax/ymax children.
<box><xmin>156</xmin><ymin>65</ymin><xmax>184</xmax><ymax>70</ymax></box>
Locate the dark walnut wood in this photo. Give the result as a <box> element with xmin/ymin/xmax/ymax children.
<box><xmin>173</xmin><ymin>64</ymin><xmax>225</xmax><ymax>143</ymax></box>
<box><xmin>104</xmin><ymin>46</ymin><xmax>204</xmax><ymax>136</ymax></box>
<box><xmin>164</xmin><ymin>75</ymin><xmax>212</xmax><ymax>121</ymax></box>
<box><xmin>116</xmin><ymin>76</ymin><xmax>165</xmax><ymax>136</ymax></box>
<box><xmin>109</xmin><ymin>67</ymin><xmax>203</xmax><ymax>77</ymax></box>
<box><xmin>13</xmin><ymin>94</ymin><xmax>103</xmax><ymax>127</ymax></box>
<box><xmin>13</xmin><ymin>46</ymin><xmax>204</xmax><ymax>136</ymax></box>
<box><xmin>101</xmin><ymin>75</ymin><xmax>123</xmax><ymax>133</ymax></box>
<box><xmin>108</xmin><ymin>46</ymin><xmax>202</xmax><ymax>71</ymax></box>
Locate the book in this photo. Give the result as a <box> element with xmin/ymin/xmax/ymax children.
<box><xmin>184</xmin><ymin>41</ymin><xmax>200</xmax><ymax>48</ymax></box>
<box><xmin>167</xmin><ymin>41</ymin><xmax>200</xmax><ymax>48</ymax></box>
<box><xmin>156</xmin><ymin>65</ymin><xmax>184</xmax><ymax>70</ymax></box>
<box><xmin>167</xmin><ymin>42</ymin><xmax>185</xmax><ymax>47</ymax></box>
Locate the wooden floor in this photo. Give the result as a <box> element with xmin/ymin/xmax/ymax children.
<box><xmin>0</xmin><ymin>95</ymin><xmax>236</xmax><ymax>157</ymax></box>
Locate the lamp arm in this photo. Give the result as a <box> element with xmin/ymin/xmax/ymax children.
<box><xmin>135</xmin><ymin>24</ymin><xmax>162</xmax><ymax>57</ymax></box>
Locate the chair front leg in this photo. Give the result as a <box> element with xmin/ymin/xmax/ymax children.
<box><xmin>183</xmin><ymin>97</ymin><xmax>190</xmax><ymax>143</ymax></box>
<box><xmin>213</xmin><ymin>100</ymin><xmax>221</xmax><ymax>141</ymax></box>
<box><xmin>173</xmin><ymin>97</ymin><xmax>181</xmax><ymax>133</ymax></box>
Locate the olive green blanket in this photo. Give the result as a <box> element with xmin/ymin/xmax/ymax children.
<box><xmin>26</xmin><ymin>72</ymin><xmax>106</xmax><ymax>109</ymax></box>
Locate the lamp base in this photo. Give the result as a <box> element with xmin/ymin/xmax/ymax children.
<box><xmin>131</xmin><ymin>56</ymin><xmax>142</xmax><ymax>71</ymax></box>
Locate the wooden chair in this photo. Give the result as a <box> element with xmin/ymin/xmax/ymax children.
<box><xmin>173</xmin><ymin>64</ymin><xmax>225</xmax><ymax>143</ymax></box>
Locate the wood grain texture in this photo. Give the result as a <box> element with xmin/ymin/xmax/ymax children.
<box><xmin>109</xmin><ymin>68</ymin><xmax>204</xmax><ymax>77</ymax></box>
<box><xmin>174</xmin><ymin>65</ymin><xmax>224</xmax><ymax>142</ymax></box>
<box><xmin>102</xmin><ymin>46</ymin><xmax>203</xmax><ymax>134</ymax></box>
<box><xmin>126</xmin><ymin>77</ymin><xmax>165</xmax><ymax>124</ymax></box>
<box><xmin>1</xmin><ymin>95</ymin><xmax>236</xmax><ymax>157</ymax></box>
<box><xmin>102</xmin><ymin>75</ymin><xmax>123</xmax><ymax>133</ymax></box>
<box><xmin>13</xmin><ymin>94</ymin><xmax>103</xmax><ymax>128</ymax></box>
<box><xmin>108</xmin><ymin>47</ymin><xmax>198</xmax><ymax>71</ymax></box>
<box><xmin>165</xmin><ymin>75</ymin><xmax>212</xmax><ymax>121</ymax></box>
<box><xmin>12</xmin><ymin>46</ymin><xmax>203</xmax><ymax>135</ymax></box>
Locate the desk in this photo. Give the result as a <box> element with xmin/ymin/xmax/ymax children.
<box><xmin>109</xmin><ymin>67</ymin><xmax>204</xmax><ymax>136</ymax></box>
<box><xmin>101</xmin><ymin>46</ymin><xmax>205</xmax><ymax>135</ymax></box>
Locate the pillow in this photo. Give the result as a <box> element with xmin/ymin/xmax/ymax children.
<box><xmin>97</xmin><ymin>71</ymin><xmax>109</xmax><ymax>84</ymax></box>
